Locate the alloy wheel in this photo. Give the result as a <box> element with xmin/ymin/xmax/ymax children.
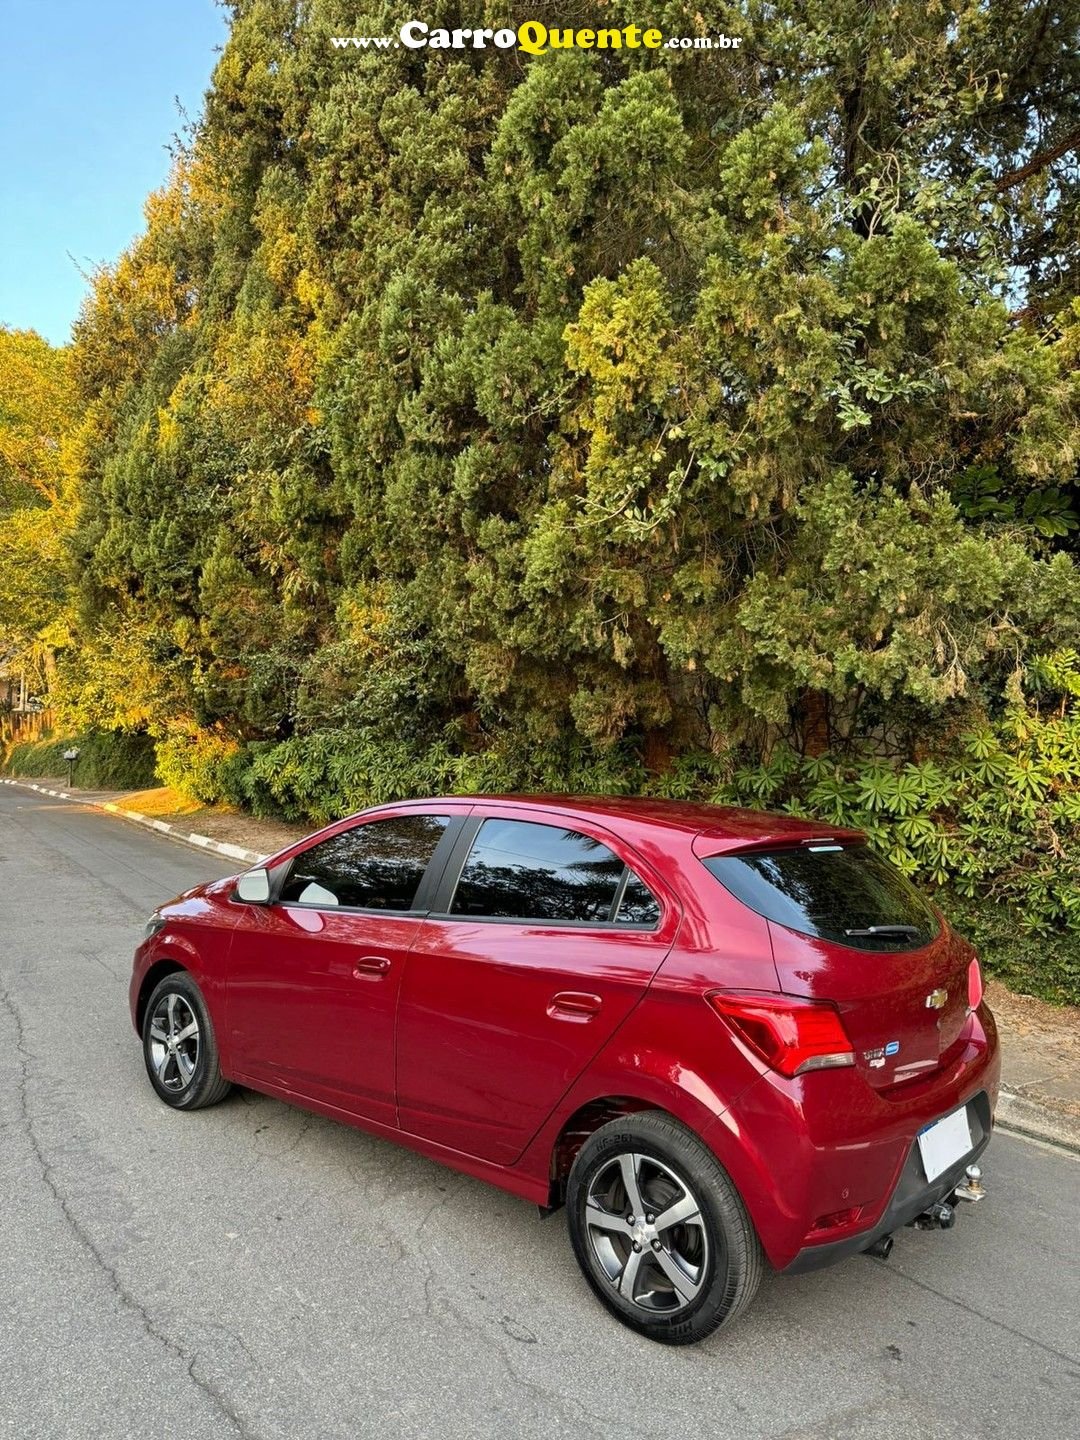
<box><xmin>584</xmin><ymin>1151</ymin><xmax>709</xmax><ymax>1313</ymax></box>
<box><xmin>148</xmin><ymin>992</ymin><xmax>200</xmax><ymax>1093</ymax></box>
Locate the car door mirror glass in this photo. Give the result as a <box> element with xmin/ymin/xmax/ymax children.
<box><xmin>235</xmin><ymin>867</ymin><xmax>271</xmax><ymax>904</ymax></box>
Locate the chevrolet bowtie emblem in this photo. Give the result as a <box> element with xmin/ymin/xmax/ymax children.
<box><xmin>925</xmin><ymin>988</ymin><xmax>948</xmax><ymax>1010</ymax></box>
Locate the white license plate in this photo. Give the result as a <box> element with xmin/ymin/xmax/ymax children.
<box><xmin>917</xmin><ymin>1106</ymin><xmax>973</xmax><ymax>1182</ymax></box>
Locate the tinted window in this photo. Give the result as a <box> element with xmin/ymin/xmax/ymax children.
<box><xmin>703</xmin><ymin>845</ymin><xmax>939</xmax><ymax>951</ymax></box>
<box><xmin>450</xmin><ymin>819</ymin><xmax>624</xmax><ymax>923</ymax></box>
<box><xmin>280</xmin><ymin>815</ymin><xmax>449</xmax><ymax>911</ymax></box>
<box><xmin>617</xmin><ymin>872</ymin><xmax>661</xmax><ymax>927</ymax></box>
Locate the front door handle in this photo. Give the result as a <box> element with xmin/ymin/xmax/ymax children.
<box><xmin>353</xmin><ymin>955</ymin><xmax>392</xmax><ymax>979</ymax></box>
<box><xmin>547</xmin><ymin>991</ymin><xmax>602</xmax><ymax>1022</ymax></box>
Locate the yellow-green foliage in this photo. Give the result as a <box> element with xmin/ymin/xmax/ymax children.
<box><xmin>0</xmin><ymin>328</ymin><xmax>77</xmax><ymax>690</ymax></box>
<box><xmin>4</xmin><ymin>2</ymin><xmax>1080</xmax><ymax>1000</ymax></box>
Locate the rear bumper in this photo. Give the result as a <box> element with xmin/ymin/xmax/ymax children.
<box><xmin>702</xmin><ymin>1002</ymin><xmax>1000</xmax><ymax>1270</ymax></box>
<box><xmin>782</xmin><ymin>1089</ymin><xmax>993</xmax><ymax>1272</ymax></box>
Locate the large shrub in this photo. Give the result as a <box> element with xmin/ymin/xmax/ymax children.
<box><xmin>154</xmin><ymin>729</ymin><xmax>248</xmax><ymax>808</ymax></box>
<box><xmin>4</xmin><ymin>731</ymin><xmax>158</xmax><ymax>791</ymax></box>
<box><xmin>156</xmin><ymin>650</ymin><xmax>1079</xmax><ymax>1002</ymax></box>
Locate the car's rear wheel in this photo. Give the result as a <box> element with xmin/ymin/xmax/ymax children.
<box><xmin>142</xmin><ymin>972</ymin><xmax>231</xmax><ymax>1110</ymax></box>
<box><xmin>566</xmin><ymin>1110</ymin><xmax>762</xmax><ymax>1344</ymax></box>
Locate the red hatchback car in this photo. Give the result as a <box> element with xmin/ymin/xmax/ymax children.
<box><xmin>130</xmin><ymin>795</ymin><xmax>999</xmax><ymax>1343</ymax></box>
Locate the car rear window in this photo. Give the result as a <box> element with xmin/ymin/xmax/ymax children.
<box><xmin>701</xmin><ymin>844</ymin><xmax>939</xmax><ymax>951</ymax></box>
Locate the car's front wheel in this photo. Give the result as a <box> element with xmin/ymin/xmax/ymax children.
<box><xmin>142</xmin><ymin>972</ymin><xmax>231</xmax><ymax>1110</ymax></box>
<box><xmin>566</xmin><ymin>1110</ymin><xmax>762</xmax><ymax>1344</ymax></box>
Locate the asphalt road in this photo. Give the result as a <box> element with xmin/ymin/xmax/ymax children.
<box><xmin>1</xmin><ymin>787</ymin><xmax>1078</xmax><ymax>1440</ymax></box>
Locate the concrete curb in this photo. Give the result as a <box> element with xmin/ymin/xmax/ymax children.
<box><xmin>995</xmin><ymin>1087</ymin><xmax>1080</xmax><ymax>1157</ymax></box>
<box><xmin>0</xmin><ymin>777</ymin><xmax>266</xmax><ymax>867</ymax></box>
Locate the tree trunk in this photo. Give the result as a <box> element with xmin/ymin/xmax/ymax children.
<box><xmin>799</xmin><ymin>690</ymin><xmax>831</xmax><ymax>758</ymax></box>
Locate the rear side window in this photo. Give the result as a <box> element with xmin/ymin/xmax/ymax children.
<box><xmin>702</xmin><ymin>845</ymin><xmax>939</xmax><ymax>951</ymax></box>
<box><xmin>280</xmin><ymin>814</ymin><xmax>449</xmax><ymax>911</ymax></box>
<box><xmin>617</xmin><ymin>871</ymin><xmax>661</xmax><ymax>926</ymax></box>
<box><xmin>450</xmin><ymin>818</ymin><xmax>653</xmax><ymax>925</ymax></box>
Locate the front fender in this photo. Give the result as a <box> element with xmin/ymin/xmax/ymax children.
<box><xmin>129</xmin><ymin>925</ymin><xmax>227</xmax><ymax>1053</ymax></box>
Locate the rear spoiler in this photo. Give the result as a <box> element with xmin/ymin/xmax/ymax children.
<box><xmin>691</xmin><ymin>828</ymin><xmax>866</xmax><ymax>860</ymax></box>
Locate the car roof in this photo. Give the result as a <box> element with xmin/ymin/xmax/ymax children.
<box><xmin>382</xmin><ymin>793</ymin><xmax>863</xmax><ymax>855</ymax></box>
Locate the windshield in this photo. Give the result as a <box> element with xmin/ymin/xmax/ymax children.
<box><xmin>702</xmin><ymin>844</ymin><xmax>940</xmax><ymax>952</ymax></box>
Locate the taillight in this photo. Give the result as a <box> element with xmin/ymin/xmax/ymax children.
<box><xmin>967</xmin><ymin>958</ymin><xmax>983</xmax><ymax>1012</ymax></box>
<box><xmin>706</xmin><ymin>991</ymin><xmax>856</xmax><ymax>1077</ymax></box>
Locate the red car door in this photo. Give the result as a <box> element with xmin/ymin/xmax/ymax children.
<box><xmin>225</xmin><ymin>811</ymin><xmax>457</xmax><ymax>1126</ymax></box>
<box><xmin>395</xmin><ymin>808</ymin><xmax>681</xmax><ymax>1164</ymax></box>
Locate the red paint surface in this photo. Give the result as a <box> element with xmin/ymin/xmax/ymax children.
<box><xmin>130</xmin><ymin>794</ymin><xmax>1000</xmax><ymax>1270</ymax></box>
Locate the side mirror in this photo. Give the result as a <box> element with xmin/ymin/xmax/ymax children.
<box><xmin>235</xmin><ymin>867</ymin><xmax>271</xmax><ymax>905</ymax></box>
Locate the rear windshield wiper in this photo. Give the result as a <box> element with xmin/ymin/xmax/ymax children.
<box><xmin>844</xmin><ymin>924</ymin><xmax>921</xmax><ymax>938</ymax></box>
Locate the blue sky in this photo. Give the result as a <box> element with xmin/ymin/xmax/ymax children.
<box><xmin>0</xmin><ymin>0</ymin><xmax>229</xmax><ymax>346</ymax></box>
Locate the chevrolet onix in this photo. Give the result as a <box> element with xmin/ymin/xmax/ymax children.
<box><xmin>130</xmin><ymin>795</ymin><xmax>999</xmax><ymax>1344</ymax></box>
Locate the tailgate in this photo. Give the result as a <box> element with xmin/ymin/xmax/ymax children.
<box><xmin>769</xmin><ymin>920</ymin><xmax>972</xmax><ymax>1089</ymax></box>
<box><xmin>698</xmin><ymin>839</ymin><xmax>973</xmax><ymax>1091</ymax></box>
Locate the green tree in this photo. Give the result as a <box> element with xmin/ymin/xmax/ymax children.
<box><xmin>0</xmin><ymin>328</ymin><xmax>75</xmax><ymax>690</ymax></box>
<box><xmin>61</xmin><ymin>2</ymin><xmax>1080</xmax><ymax>758</ymax></box>
<box><xmin>34</xmin><ymin>1</ymin><xmax>1080</xmax><ymax>997</ymax></box>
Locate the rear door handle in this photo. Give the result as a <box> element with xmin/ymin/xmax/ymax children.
<box><xmin>353</xmin><ymin>955</ymin><xmax>392</xmax><ymax>979</ymax></box>
<box><xmin>547</xmin><ymin>991</ymin><xmax>602</xmax><ymax>1022</ymax></box>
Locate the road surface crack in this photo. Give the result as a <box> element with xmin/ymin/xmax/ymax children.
<box><xmin>0</xmin><ymin>981</ymin><xmax>262</xmax><ymax>1440</ymax></box>
<box><xmin>889</xmin><ymin>1262</ymin><xmax>1080</xmax><ymax>1366</ymax></box>
<box><xmin>403</xmin><ymin>1184</ymin><xmax>643</xmax><ymax>1438</ymax></box>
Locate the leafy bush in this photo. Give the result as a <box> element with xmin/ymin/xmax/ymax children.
<box><xmin>13</xmin><ymin>661</ymin><xmax>1078</xmax><ymax>1004</ymax></box>
<box><xmin>154</xmin><ymin>680</ymin><xmax>1077</xmax><ymax>1003</ymax></box>
<box><xmin>215</xmin><ymin>729</ymin><xmax>648</xmax><ymax>826</ymax></box>
<box><xmin>942</xmin><ymin>892</ymin><xmax>1080</xmax><ymax>1006</ymax></box>
<box><xmin>687</xmin><ymin>657</ymin><xmax>1080</xmax><ymax>1004</ymax></box>
<box><xmin>3</xmin><ymin>731</ymin><xmax>158</xmax><ymax>791</ymax></box>
<box><xmin>155</xmin><ymin>730</ymin><xmax>247</xmax><ymax>808</ymax></box>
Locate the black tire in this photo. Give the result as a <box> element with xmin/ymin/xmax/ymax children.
<box><xmin>141</xmin><ymin>971</ymin><xmax>232</xmax><ymax>1111</ymax></box>
<box><xmin>566</xmin><ymin>1109</ymin><xmax>763</xmax><ymax>1345</ymax></box>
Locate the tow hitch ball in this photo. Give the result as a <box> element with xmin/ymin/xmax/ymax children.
<box><xmin>914</xmin><ymin>1164</ymin><xmax>986</xmax><ymax>1231</ymax></box>
<box><xmin>952</xmin><ymin>1163</ymin><xmax>986</xmax><ymax>1203</ymax></box>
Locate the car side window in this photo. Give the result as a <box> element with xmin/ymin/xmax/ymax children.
<box><xmin>279</xmin><ymin>815</ymin><xmax>450</xmax><ymax>911</ymax></box>
<box><xmin>616</xmin><ymin>871</ymin><xmax>661</xmax><ymax>926</ymax></box>
<box><xmin>449</xmin><ymin>818</ymin><xmax>644</xmax><ymax>924</ymax></box>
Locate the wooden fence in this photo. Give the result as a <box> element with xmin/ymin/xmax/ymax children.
<box><xmin>0</xmin><ymin>708</ymin><xmax>57</xmax><ymax>751</ymax></box>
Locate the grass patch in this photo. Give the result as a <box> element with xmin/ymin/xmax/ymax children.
<box><xmin>120</xmin><ymin>786</ymin><xmax>203</xmax><ymax>817</ymax></box>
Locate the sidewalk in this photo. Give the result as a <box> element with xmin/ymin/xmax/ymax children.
<box><xmin>988</xmin><ymin>980</ymin><xmax>1080</xmax><ymax>1151</ymax></box>
<box><xmin>4</xmin><ymin>773</ymin><xmax>1078</xmax><ymax>1153</ymax></box>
